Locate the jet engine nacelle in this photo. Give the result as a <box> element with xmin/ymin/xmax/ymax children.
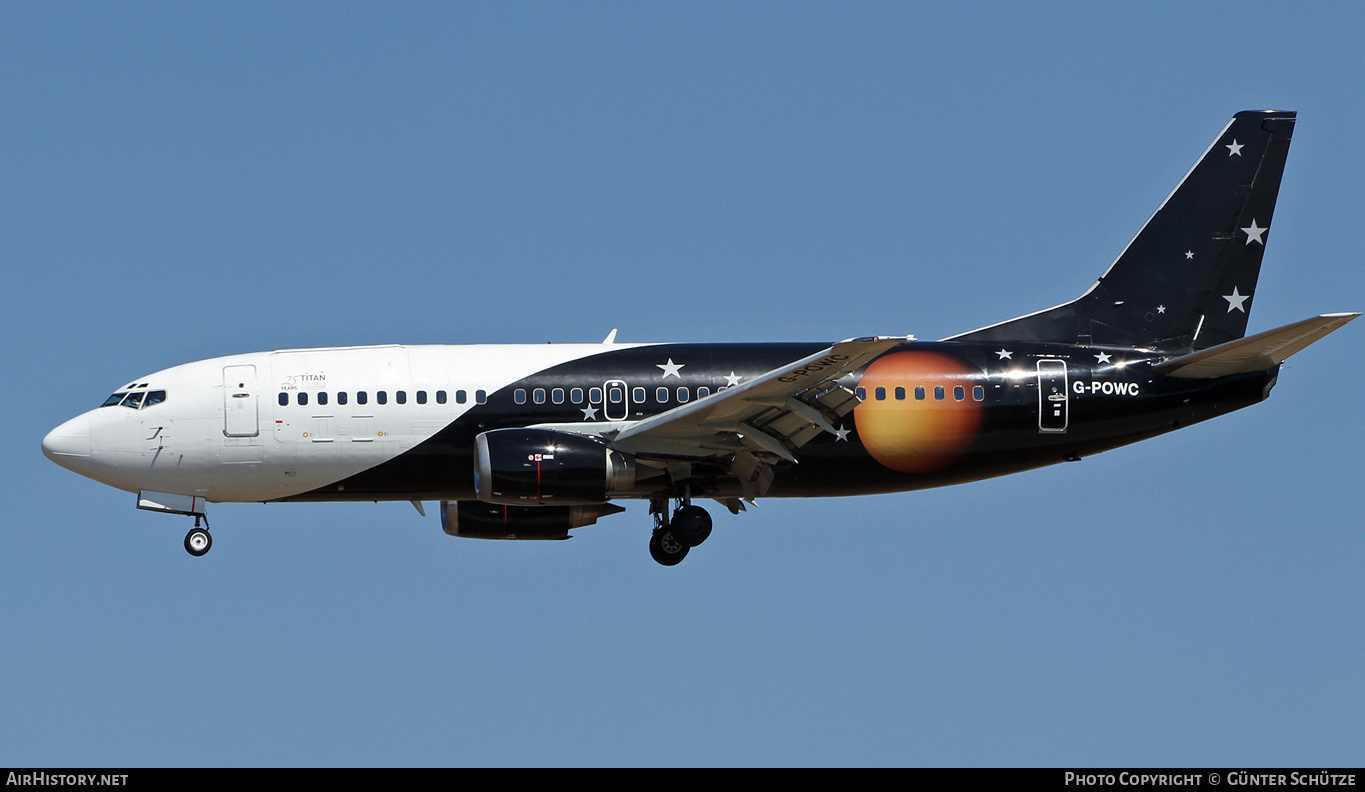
<box><xmin>440</xmin><ymin>500</ymin><xmax>626</xmax><ymax>540</ymax></box>
<box><xmin>474</xmin><ymin>428</ymin><xmax>636</xmax><ymax>505</ymax></box>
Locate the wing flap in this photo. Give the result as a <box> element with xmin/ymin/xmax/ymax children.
<box><xmin>1154</xmin><ymin>313</ymin><xmax>1359</xmax><ymax>379</ymax></box>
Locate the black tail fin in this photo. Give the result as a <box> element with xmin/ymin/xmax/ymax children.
<box><xmin>950</xmin><ymin>110</ymin><xmax>1296</xmax><ymax>352</ymax></box>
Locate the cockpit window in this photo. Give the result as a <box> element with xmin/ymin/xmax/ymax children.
<box><xmin>100</xmin><ymin>390</ymin><xmax>167</xmax><ymax>409</ymax></box>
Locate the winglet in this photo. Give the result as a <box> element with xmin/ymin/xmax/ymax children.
<box><xmin>602</xmin><ymin>329</ymin><xmax>618</xmax><ymax>344</ymax></box>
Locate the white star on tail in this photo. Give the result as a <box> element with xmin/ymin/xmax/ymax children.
<box><xmin>834</xmin><ymin>425</ymin><xmax>851</xmax><ymax>442</ymax></box>
<box><xmin>1226</xmin><ymin>139</ymin><xmax>1244</xmax><ymax>156</ymax></box>
<box><xmin>1224</xmin><ymin>287</ymin><xmax>1250</xmax><ymax>313</ymax></box>
<box><xmin>657</xmin><ymin>358</ymin><xmax>684</xmax><ymax>378</ymax></box>
<box><xmin>1241</xmin><ymin>219</ymin><xmax>1267</xmax><ymax>245</ymax></box>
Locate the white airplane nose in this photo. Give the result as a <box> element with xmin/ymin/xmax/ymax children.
<box><xmin>43</xmin><ymin>414</ymin><xmax>92</xmax><ymax>477</ymax></box>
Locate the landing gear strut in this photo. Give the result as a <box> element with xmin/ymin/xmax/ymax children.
<box><xmin>184</xmin><ymin>515</ymin><xmax>212</xmax><ymax>557</ymax></box>
<box><xmin>648</xmin><ymin>495</ymin><xmax>712</xmax><ymax>567</ymax></box>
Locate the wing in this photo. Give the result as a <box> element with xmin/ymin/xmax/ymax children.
<box><xmin>604</xmin><ymin>336</ymin><xmax>910</xmax><ymax>501</ymax></box>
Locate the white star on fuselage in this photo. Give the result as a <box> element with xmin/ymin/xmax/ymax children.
<box><xmin>1156</xmin><ymin>305</ymin><xmax>1166</xmax><ymax>314</ymax></box>
<box><xmin>1241</xmin><ymin>219</ymin><xmax>1267</xmax><ymax>245</ymax></box>
<box><xmin>657</xmin><ymin>358</ymin><xmax>684</xmax><ymax>378</ymax></box>
<box><xmin>581</xmin><ymin>406</ymin><xmax>598</xmax><ymax>420</ymax></box>
<box><xmin>1095</xmin><ymin>351</ymin><xmax>1112</xmax><ymax>364</ymax></box>
<box><xmin>724</xmin><ymin>372</ymin><xmax>742</xmax><ymax>387</ymax></box>
<box><xmin>1226</xmin><ymin>139</ymin><xmax>1244</xmax><ymax>156</ymax></box>
<box><xmin>1186</xmin><ymin>251</ymin><xmax>1194</xmax><ymax>260</ymax></box>
<box><xmin>1224</xmin><ymin>287</ymin><xmax>1250</xmax><ymax>313</ymax></box>
<box><xmin>996</xmin><ymin>349</ymin><xmax>1013</xmax><ymax>360</ymax></box>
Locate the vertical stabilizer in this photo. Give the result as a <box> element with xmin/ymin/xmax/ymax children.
<box><xmin>951</xmin><ymin>110</ymin><xmax>1296</xmax><ymax>351</ymax></box>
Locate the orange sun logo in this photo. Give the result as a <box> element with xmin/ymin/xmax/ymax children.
<box><xmin>854</xmin><ymin>351</ymin><xmax>984</xmax><ymax>473</ymax></box>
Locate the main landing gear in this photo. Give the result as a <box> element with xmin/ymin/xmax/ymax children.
<box><xmin>184</xmin><ymin>515</ymin><xmax>212</xmax><ymax>557</ymax></box>
<box><xmin>648</xmin><ymin>497</ymin><xmax>713</xmax><ymax>567</ymax></box>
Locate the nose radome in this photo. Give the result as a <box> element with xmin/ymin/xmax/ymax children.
<box><xmin>42</xmin><ymin>414</ymin><xmax>91</xmax><ymax>477</ymax></box>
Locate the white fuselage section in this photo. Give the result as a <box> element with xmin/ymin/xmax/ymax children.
<box><xmin>43</xmin><ymin>342</ymin><xmax>653</xmax><ymax>503</ymax></box>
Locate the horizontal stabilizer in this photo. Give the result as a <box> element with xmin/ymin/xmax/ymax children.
<box><xmin>1154</xmin><ymin>313</ymin><xmax>1359</xmax><ymax>379</ymax></box>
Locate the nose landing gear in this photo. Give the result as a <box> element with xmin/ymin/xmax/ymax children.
<box><xmin>184</xmin><ymin>516</ymin><xmax>212</xmax><ymax>557</ymax></box>
<box><xmin>648</xmin><ymin>497</ymin><xmax>713</xmax><ymax>567</ymax></box>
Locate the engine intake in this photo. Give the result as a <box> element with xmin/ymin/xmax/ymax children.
<box><xmin>475</xmin><ymin>428</ymin><xmax>636</xmax><ymax>505</ymax></box>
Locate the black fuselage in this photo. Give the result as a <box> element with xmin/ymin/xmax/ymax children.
<box><xmin>283</xmin><ymin>340</ymin><xmax>1274</xmax><ymax>503</ymax></box>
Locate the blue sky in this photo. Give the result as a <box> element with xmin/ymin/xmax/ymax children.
<box><xmin>4</xmin><ymin>2</ymin><xmax>1363</xmax><ymax>766</ymax></box>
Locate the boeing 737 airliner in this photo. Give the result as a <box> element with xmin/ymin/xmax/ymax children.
<box><xmin>43</xmin><ymin>111</ymin><xmax>1357</xmax><ymax>565</ymax></box>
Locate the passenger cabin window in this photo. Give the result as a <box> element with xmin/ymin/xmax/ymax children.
<box><xmin>954</xmin><ymin>386</ymin><xmax>965</xmax><ymax>401</ymax></box>
<box><xmin>437</xmin><ymin>391</ymin><xmax>447</xmax><ymax>404</ymax></box>
<box><xmin>455</xmin><ymin>390</ymin><xmax>466</xmax><ymax>404</ymax></box>
<box><xmin>318</xmin><ymin>391</ymin><xmax>328</xmax><ymax>406</ymax></box>
<box><xmin>915</xmin><ymin>386</ymin><xmax>926</xmax><ymax>401</ymax></box>
<box><xmin>357</xmin><ymin>391</ymin><xmax>368</xmax><ymax>405</ymax></box>
<box><xmin>533</xmin><ymin>388</ymin><xmax>546</xmax><ymax>405</ymax></box>
<box><xmin>476</xmin><ymin>390</ymin><xmax>487</xmax><ymax>404</ymax></box>
<box><xmin>417</xmin><ymin>391</ymin><xmax>427</xmax><ymax>405</ymax></box>
<box><xmin>278</xmin><ymin>393</ymin><xmax>288</xmax><ymax>407</ymax></box>
<box><xmin>515</xmin><ymin>389</ymin><xmax>527</xmax><ymax>405</ymax></box>
<box><xmin>697</xmin><ymin>386</ymin><xmax>710</xmax><ymax>399</ymax></box>
<box><xmin>298</xmin><ymin>392</ymin><xmax>309</xmax><ymax>406</ymax></box>
<box><xmin>895</xmin><ymin>386</ymin><xmax>906</xmax><ymax>401</ymax></box>
<box><xmin>377</xmin><ymin>391</ymin><xmax>387</xmax><ymax>405</ymax></box>
<box><xmin>551</xmin><ymin>388</ymin><xmax>564</xmax><ymax>404</ymax></box>
<box><xmin>677</xmin><ymin>387</ymin><xmax>689</xmax><ymax>403</ymax></box>
<box><xmin>875</xmin><ymin>386</ymin><xmax>886</xmax><ymax>401</ymax></box>
<box><xmin>395</xmin><ymin>391</ymin><xmax>406</xmax><ymax>405</ymax></box>
<box><xmin>934</xmin><ymin>386</ymin><xmax>945</xmax><ymax>401</ymax></box>
<box><xmin>590</xmin><ymin>387</ymin><xmax>603</xmax><ymax>404</ymax></box>
<box><xmin>656</xmin><ymin>387</ymin><xmax>669</xmax><ymax>403</ymax></box>
<box><xmin>338</xmin><ymin>391</ymin><xmax>348</xmax><ymax>405</ymax></box>
<box><xmin>973</xmin><ymin>385</ymin><xmax>985</xmax><ymax>402</ymax></box>
<box><xmin>632</xmin><ymin>387</ymin><xmax>645</xmax><ymax>404</ymax></box>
